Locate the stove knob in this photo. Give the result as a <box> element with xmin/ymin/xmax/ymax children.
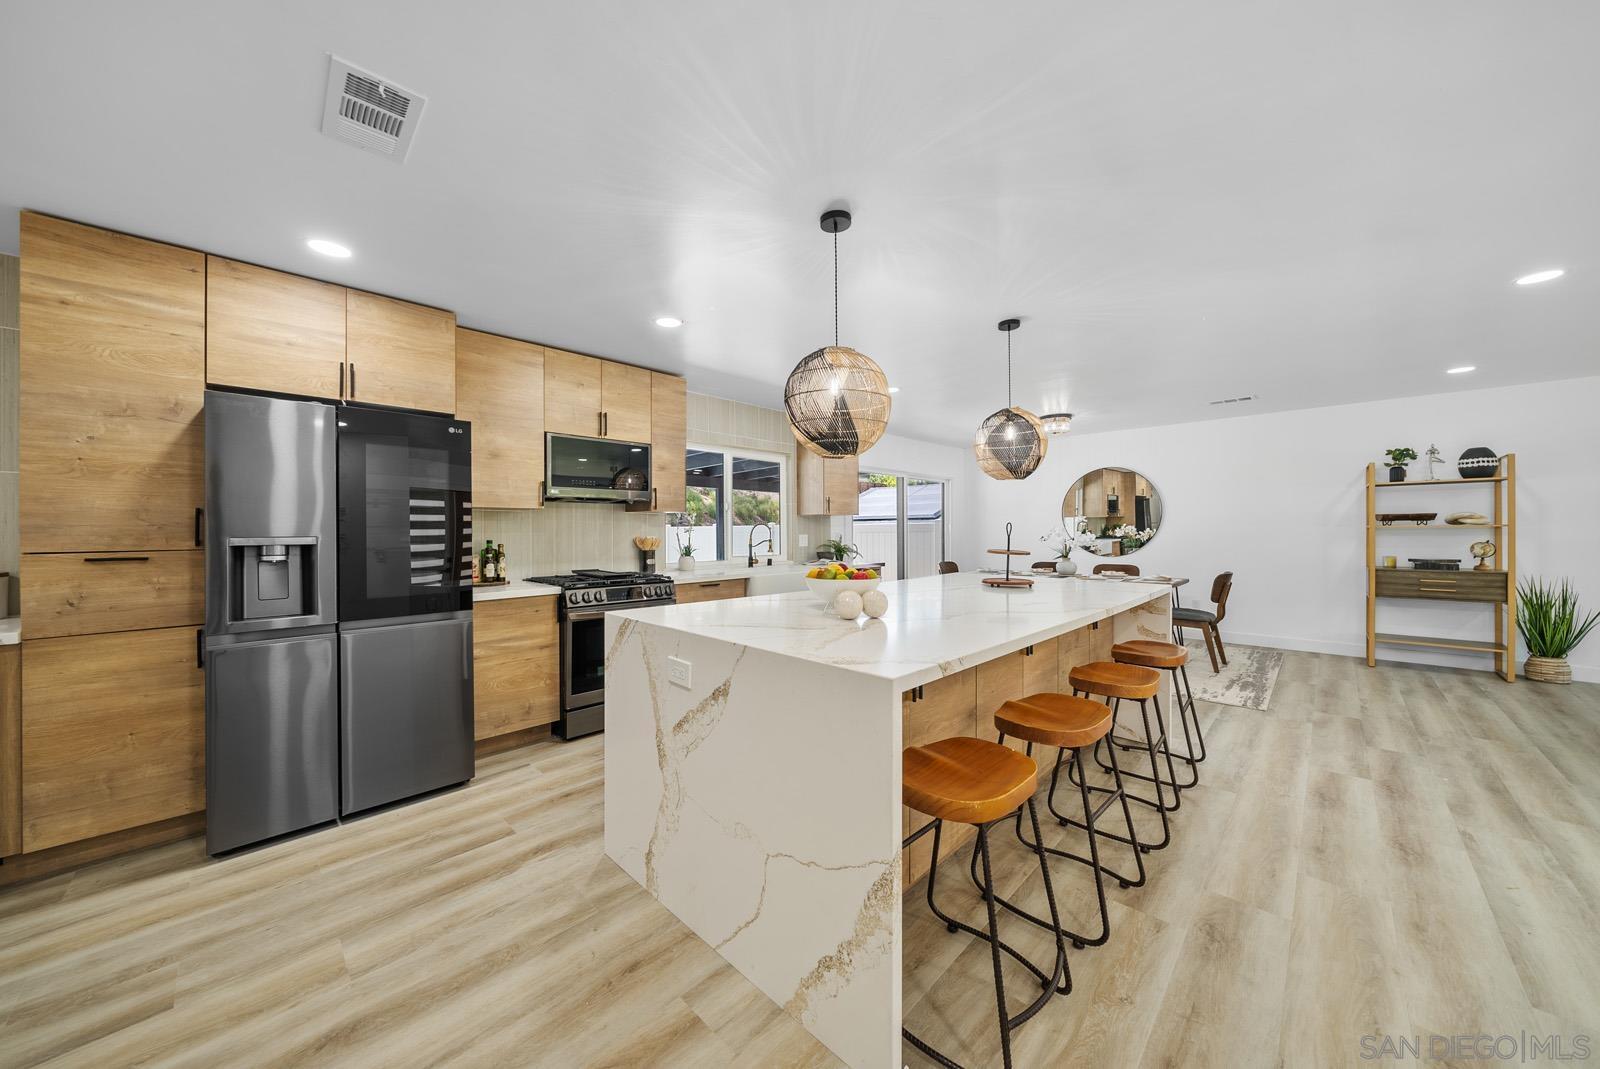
<box><xmin>582</xmin><ymin>590</ymin><xmax>595</xmax><ymax>604</ymax></box>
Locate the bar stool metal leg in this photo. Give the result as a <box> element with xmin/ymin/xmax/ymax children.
<box><xmin>1069</xmin><ymin>694</ymin><xmax>1175</xmax><ymax>850</ymax></box>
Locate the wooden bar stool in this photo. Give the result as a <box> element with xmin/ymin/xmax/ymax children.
<box><xmin>968</xmin><ymin>692</ymin><xmax>1146</xmax><ymax>951</ymax></box>
<box><xmin>903</xmin><ymin>737</ymin><xmax>1069</xmax><ymax>1069</ymax></box>
<box><xmin>1112</xmin><ymin>639</ymin><xmax>1205</xmax><ymax>787</ymax></box>
<box><xmin>1066</xmin><ymin>661</ymin><xmax>1180</xmax><ymax>851</ymax></box>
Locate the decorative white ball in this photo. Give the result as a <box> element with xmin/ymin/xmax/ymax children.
<box><xmin>833</xmin><ymin>591</ymin><xmax>864</xmax><ymax>619</ymax></box>
<box><xmin>861</xmin><ymin>589</ymin><xmax>888</xmax><ymax>618</ymax></box>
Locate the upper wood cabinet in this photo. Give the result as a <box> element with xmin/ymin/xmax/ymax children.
<box><xmin>797</xmin><ymin>449</ymin><xmax>859</xmax><ymax>516</ymax></box>
<box><xmin>205</xmin><ymin>257</ymin><xmax>346</xmax><ymax>399</ymax></box>
<box><xmin>21</xmin><ymin>626</ymin><xmax>205</xmax><ymax>852</ymax></box>
<box><xmin>20</xmin><ymin>213</ymin><xmax>205</xmax><ymax>552</ymax></box>
<box><xmin>455</xmin><ymin>329</ymin><xmax>545</xmax><ymax>509</ymax></box>
<box><xmin>543</xmin><ymin>346</ymin><xmax>652</xmax><ymax>441</ymax></box>
<box><xmin>346</xmin><ymin>290</ymin><xmax>456</xmax><ymax>413</ymax></box>
<box><xmin>601</xmin><ymin>362</ymin><xmax>652</xmax><ymax>442</ymax></box>
<box><xmin>649</xmin><ymin>373</ymin><xmax>686</xmax><ymax>513</ymax></box>
<box><xmin>473</xmin><ymin>596</ymin><xmax>560</xmax><ymax>740</ymax></box>
<box><xmin>543</xmin><ymin>347</ymin><xmax>603</xmax><ymax>436</ymax></box>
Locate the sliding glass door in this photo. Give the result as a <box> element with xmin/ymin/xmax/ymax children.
<box><xmin>852</xmin><ymin>472</ymin><xmax>946</xmax><ymax>581</ymax></box>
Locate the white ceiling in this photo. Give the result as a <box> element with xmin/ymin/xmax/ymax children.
<box><xmin>2</xmin><ymin>1</ymin><xmax>1595</xmax><ymax>445</ymax></box>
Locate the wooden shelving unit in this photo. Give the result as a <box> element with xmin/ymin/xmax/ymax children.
<box><xmin>1365</xmin><ymin>455</ymin><xmax>1517</xmax><ymax>680</ymax></box>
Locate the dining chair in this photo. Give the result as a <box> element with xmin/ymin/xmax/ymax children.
<box><xmin>1093</xmin><ymin>563</ymin><xmax>1140</xmax><ymax>577</ymax></box>
<box><xmin>936</xmin><ymin>560</ymin><xmax>959</xmax><ymax>574</ymax></box>
<box><xmin>1172</xmin><ymin>571</ymin><xmax>1233</xmax><ymax>672</ymax></box>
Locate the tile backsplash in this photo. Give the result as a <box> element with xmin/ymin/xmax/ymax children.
<box><xmin>477</xmin><ymin>391</ymin><xmax>832</xmax><ymax>577</ymax></box>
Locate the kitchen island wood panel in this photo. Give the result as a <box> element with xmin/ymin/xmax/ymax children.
<box><xmin>472</xmin><ymin>595</ymin><xmax>560</xmax><ymax>739</ymax></box>
<box><xmin>21</xmin><ymin>549</ymin><xmax>203</xmax><ymax>639</ymax></box>
<box><xmin>19</xmin><ymin>212</ymin><xmax>205</xmax><ymax>553</ymax></box>
<box><xmin>21</xmin><ymin>626</ymin><xmax>205</xmax><ymax>852</ymax></box>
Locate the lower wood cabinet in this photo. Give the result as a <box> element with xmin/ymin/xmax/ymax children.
<box><xmin>21</xmin><ymin>627</ymin><xmax>205</xmax><ymax>852</ymax></box>
<box><xmin>673</xmin><ymin>578</ymin><xmax>748</xmax><ymax>604</ymax></box>
<box><xmin>21</xmin><ymin>550</ymin><xmax>203</xmax><ymax>639</ymax></box>
<box><xmin>473</xmin><ymin>597</ymin><xmax>560</xmax><ymax>740</ymax></box>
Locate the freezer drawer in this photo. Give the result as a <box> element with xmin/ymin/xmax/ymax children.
<box><xmin>205</xmin><ymin>631</ymin><xmax>339</xmax><ymax>855</ymax></box>
<box><xmin>340</xmin><ymin>615</ymin><xmax>474</xmax><ymax>815</ymax></box>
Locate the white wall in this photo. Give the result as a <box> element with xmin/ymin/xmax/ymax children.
<box><xmin>966</xmin><ymin>375</ymin><xmax>1600</xmax><ymax>682</ymax></box>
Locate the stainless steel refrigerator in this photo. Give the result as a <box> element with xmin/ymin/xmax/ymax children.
<box><xmin>204</xmin><ymin>391</ymin><xmax>475</xmax><ymax>855</ymax></box>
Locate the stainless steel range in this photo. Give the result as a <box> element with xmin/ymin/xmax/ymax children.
<box><xmin>526</xmin><ymin>569</ymin><xmax>676</xmax><ymax>739</ymax></box>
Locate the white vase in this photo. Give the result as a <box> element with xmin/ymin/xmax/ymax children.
<box><xmin>1055</xmin><ymin>558</ymin><xmax>1078</xmax><ymax>575</ymax></box>
<box><xmin>679</xmin><ymin>556</ymin><xmax>696</xmax><ymax>574</ymax></box>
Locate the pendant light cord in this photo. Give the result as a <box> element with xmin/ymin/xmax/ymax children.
<box><xmin>833</xmin><ymin>230</ymin><xmax>839</xmax><ymax>347</ymax></box>
<box><xmin>1006</xmin><ymin>328</ymin><xmax>1013</xmax><ymax>408</ymax></box>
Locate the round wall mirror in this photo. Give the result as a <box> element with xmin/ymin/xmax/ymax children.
<box><xmin>1061</xmin><ymin>467</ymin><xmax>1164</xmax><ymax>556</ymax></box>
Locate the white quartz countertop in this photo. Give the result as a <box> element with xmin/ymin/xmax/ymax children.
<box><xmin>612</xmin><ymin>571</ymin><xmax>1171</xmax><ymax>689</ymax></box>
<box><xmin>471</xmin><ymin>581</ymin><xmax>563</xmax><ymax>602</ymax></box>
<box><xmin>0</xmin><ymin>618</ymin><xmax>19</xmax><ymax>646</ymax></box>
<box><xmin>471</xmin><ymin>562</ymin><xmax>815</xmax><ymax>601</ymax></box>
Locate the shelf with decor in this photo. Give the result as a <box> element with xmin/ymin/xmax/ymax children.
<box><xmin>1365</xmin><ymin>454</ymin><xmax>1517</xmax><ymax>680</ymax></box>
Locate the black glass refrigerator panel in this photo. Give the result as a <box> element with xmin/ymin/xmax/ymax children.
<box><xmin>338</xmin><ymin>407</ymin><xmax>472</xmax><ymax>622</ymax></box>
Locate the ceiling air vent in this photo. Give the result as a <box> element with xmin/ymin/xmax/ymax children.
<box><xmin>320</xmin><ymin>56</ymin><xmax>427</xmax><ymax>162</ymax></box>
<box><xmin>1208</xmin><ymin>395</ymin><xmax>1258</xmax><ymax>406</ymax></box>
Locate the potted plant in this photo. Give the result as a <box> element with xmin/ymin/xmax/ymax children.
<box><xmin>673</xmin><ymin>522</ymin><xmax>697</xmax><ymax>573</ymax></box>
<box><xmin>1517</xmin><ymin>578</ymin><xmax>1599</xmax><ymax>684</ymax></box>
<box><xmin>1040</xmin><ymin>519</ymin><xmax>1096</xmax><ymax>575</ymax></box>
<box><xmin>1384</xmin><ymin>447</ymin><xmax>1418</xmax><ymax>482</ymax></box>
<box><xmin>816</xmin><ymin>538</ymin><xmax>859</xmax><ymax>563</ymax></box>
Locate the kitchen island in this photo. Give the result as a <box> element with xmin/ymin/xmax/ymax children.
<box><xmin>603</xmin><ymin>572</ymin><xmax>1172</xmax><ymax>1068</ymax></box>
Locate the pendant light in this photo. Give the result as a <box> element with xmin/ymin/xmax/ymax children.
<box><xmin>1040</xmin><ymin>412</ymin><xmax>1073</xmax><ymax>435</ymax></box>
<box><xmin>974</xmin><ymin>318</ymin><xmax>1047</xmax><ymax>480</ymax></box>
<box><xmin>783</xmin><ymin>210</ymin><xmax>892</xmax><ymax>458</ymax></box>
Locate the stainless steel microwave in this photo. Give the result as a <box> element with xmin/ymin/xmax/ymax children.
<box><xmin>544</xmin><ymin>433</ymin><xmax>652</xmax><ymax>504</ymax></box>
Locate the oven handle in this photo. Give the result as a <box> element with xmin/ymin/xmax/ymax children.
<box><xmin>564</xmin><ymin>598</ymin><xmax>676</xmax><ymax>622</ymax></box>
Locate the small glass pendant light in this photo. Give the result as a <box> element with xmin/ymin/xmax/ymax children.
<box><xmin>783</xmin><ymin>210</ymin><xmax>892</xmax><ymax>458</ymax></box>
<box><xmin>1040</xmin><ymin>412</ymin><xmax>1073</xmax><ymax>435</ymax></box>
<box><xmin>974</xmin><ymin>319</ymin><xmax>1047</xmax><ymax>480</ymax></box>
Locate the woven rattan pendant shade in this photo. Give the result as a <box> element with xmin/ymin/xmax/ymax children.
<box><xmin>786</xmin><ymin>346</ymin><xmax>891</xmax><ymax>457</ymax></box>
<box><xmin>973</xmin><ymin>318</ymin><xmax>1046</xmax><ymax>480</ymax></box>
<box><xmin>784</xmin><ymin>210</ymin><xmax>892</xmax><ymax>458</ymax></box>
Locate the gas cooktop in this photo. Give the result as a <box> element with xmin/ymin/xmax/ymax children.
<box><xmin>526</xmin><ymin>570</ymin><xmax>676</xmax><ymax>612</ymax></box>
<box><xmin>526</xmin><ymin>569</ymin><xmax>672</xmax><ymax>589</ymax></box>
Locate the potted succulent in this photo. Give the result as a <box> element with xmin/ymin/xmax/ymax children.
<box><xmin>1040</xmin><ymin>519</ymin><xmax>1097</xmax><ymax>575</ymax></box>
<box><xmin>1384</xmin><ymin>447</ymin><xmax>1418</xmax><ymax>483</ymax></box>
<box><xmin>816</xmin><ymin>538</ymin><xmax>859</xmax><ymax>563</ymax></box>
<box><xmin>1517</xmin><ymin>578</ymin><xmax>1599</xmax><ymax>684</ymax></box>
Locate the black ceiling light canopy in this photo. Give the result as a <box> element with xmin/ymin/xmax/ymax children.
<box><xmin>783</xmin><ymin>209</ymin><xmax>892</xmax><ymax>458</ymax></box>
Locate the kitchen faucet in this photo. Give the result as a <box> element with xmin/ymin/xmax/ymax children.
<box><xmin>747</xmin><ymin>522</ymin><xmax>774</xmax><ymax>567</ymax></box>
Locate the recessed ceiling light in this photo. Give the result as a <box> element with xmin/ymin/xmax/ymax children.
<box><xmin>654</xmin><ymin>316</ymin><xmax>683</xmax><ymax>328</ymax></box>
<box><xmin>307</xmin><ymin>238</ymin><xmax>352</xmax><ymax>258</ymax></box>
<box><xmin>1515</xmin><ymin>268</ymin><xmax>1564</xmax><ymax>286</ymax></box>
<box><xmin>888</xmin><ymin>386</ymin><xmax>900</xmax><ymax>393</ymax></box>
<box><xmin>1447</xmin><ymin>366</ymin><xmax>1476</xmax><ymax>374</ymax></box>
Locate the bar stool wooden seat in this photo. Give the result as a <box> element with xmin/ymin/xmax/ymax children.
<box><xmin>1112</xmin><ymin>639</ymin><xmax>1205</xmax><ymax>786</ymax></box>
<box><xmin>1066</xmin><ymin>660</ymin><xmax>1180</xmax><ymax>851</ymax></box>
<box><xmin>902</xmin><ymin>737</ymin><xmax>1069</xmax><ymax>1069</ymax></box>
<box><xmin>972</xmin><ymin>693</ymin><xmax>1146</xmax><ymax>951</ymax></box>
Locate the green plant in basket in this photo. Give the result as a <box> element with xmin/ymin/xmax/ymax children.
<box><xmin>1517</xmin><ymin>578</ymin><xmax>1599</xmax><ymax>684</ymax></box>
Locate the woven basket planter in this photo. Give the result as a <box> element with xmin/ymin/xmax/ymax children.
<box><xmin>1524</xmin><ymin>656</ymin><xmax>1573</xmax><ymax>684</ymax></box>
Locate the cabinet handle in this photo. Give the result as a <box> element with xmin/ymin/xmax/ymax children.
<box><xmin>651</xmin><ymin>488</ymin><xmax>658</xmax><ymax>510</ymax></box>
<box><xmin>196</xmin><ymin>628</ymin><xmax>205</xmax><ymax>669</ymax></box>
<box><xmin>700</xmin><ymin>582</ymin><xmax>721</xmax><ymax>588</ymax></box>
<box><xmin>194</xmin><ymin>507</ymin><xmax>204</xmax><ymax>547</ymax></box>
<box><xmin>339</xmin><ymin>362</ymin><xmax>346</xmax><ymax>399</ymax></box>
<box><xmin>84</xmin><ymin>555</ymin><xmax>150</xmax><ymax>563</ymax></box>
<box><xmin>350</xmin><ymin>363</ymin><xmax>357</xmax><ymax>397</ymax></box>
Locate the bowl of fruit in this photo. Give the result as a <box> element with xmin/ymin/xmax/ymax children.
<box><xmin>804</xmin><ymin>561</ymin><xmax>881</xmax><ymax>604</ymax></box>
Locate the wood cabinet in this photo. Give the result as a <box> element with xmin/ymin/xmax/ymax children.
<box><xmin>473</xmin><ymin>597</ymin><xmax>560</xmax><ymax>740</ymax></box>
<box><xmin>673</xmin><ymin>578</ymin><xmax>748</xmax><ymax>604</ymax></box>
<box><xmin>21</xmin><ymin>627</ymin><xmax>205</xmax><ymax>852</ymax></box>
<box><xmin>648</xmin><ymin>372</ymin><xmax>686</xmax><ymax>513</ymax></box>
<box><xmin>797</xmin><ymin>449</ymin><xmax>859</xmax><ymax>516</ymax></box>
<box><xmin>902</xmin><ymin>668</ymin><xmax>978</xmax><ymax>886</ymax></box>
<box><xmin>1374</xmin><ymin>568</ymin><xmax>1508</xmax><ymax>604</ymax></box>
<box><xmin>345</xmin><ymin>290</ymin><xmax>456</xmax><ymax>413</ymax></box>
<box><xmin>1</xmin><ymin>646</ymin><xmax>19</xmax><ymax>859</ymax></box>
<box><xmin>455</xmin><ymin>329</ymin><xmax>545</xmax><ymax>509</ymax></box>
<box><xmin>21</xmin><ymin>551</ymin><xmax>204</xmax><ymax>639</ymax></box>
<box><xmin>601</xmin><ymin>362</ymin><xmax>652</xmax><ymax>442</ymax></box>
<box><xmin>19</xmin><ymin>213</ymin><xmax>205</xmax><ymax>552</ymax></box>
<box><xmin>543</xmin><ymin>347</ymin><xmax>604</xmax><ymax>436</ymax></box>
<box><xmin>205</xmin><ymin>257</ymin><xmax>347</xmax><ymax>399</ymax></box>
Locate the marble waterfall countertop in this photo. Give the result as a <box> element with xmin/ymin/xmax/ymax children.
<box><xmin>612</xmin><ymin>570</ymin><xmax>1171</xmax><ymax>691</ymax></box>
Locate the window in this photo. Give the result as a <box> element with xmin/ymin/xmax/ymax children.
<box><xmin>669</xmin><ymin>447</ymin><xmax>785</xmax><ymax>563</ymax></box>
<box><xmin>851</xmin><ymin>471</ymin><xmax>946</xmax><ymax>581</ymax></box>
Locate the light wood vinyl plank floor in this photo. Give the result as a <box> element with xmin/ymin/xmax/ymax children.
<box><xmin>0</xmin><ymin>652</ymin><xmax>1597</xmax><ymax>1068</ymax></box>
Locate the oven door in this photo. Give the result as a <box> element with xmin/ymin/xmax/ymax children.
<box><xmin>563</xmin><ymin>602</ymin><xmax>672</xmax><ymax>710</ymax></box>
<box><xmin>338</xmin><ymin>407</ymin><xmax>473</xmax><ymax>623</ymax></box>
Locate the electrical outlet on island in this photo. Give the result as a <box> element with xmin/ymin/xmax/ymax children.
<box><xmin>668</xmin><ymin>656</ymin><xmax>692</xmax><ymax>689</ymax></box>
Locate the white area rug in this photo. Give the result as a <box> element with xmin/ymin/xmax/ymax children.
<box><xmin>1183</xmin><ymin>637</ymin><xmax>1284</xmax><ymax>710</ymax></box>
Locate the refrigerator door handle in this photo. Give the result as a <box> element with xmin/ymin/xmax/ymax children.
<box><xmin>462</xmin><ymin>620</ymin><xmax>471</xmax><ymax>680</ymax></box>
<box><xmin>196</xmin><ymin>628</ymin><xmax>205</xmax><ymax>668</ymax></box>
